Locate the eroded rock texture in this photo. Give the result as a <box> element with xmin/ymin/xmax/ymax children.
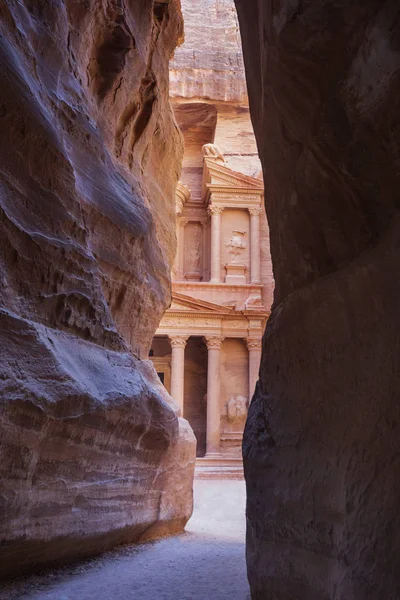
<box><xmin>170</xmin><ymin>0</ymin><xmax>261</xmax><ymax>190</ymax></box>
<box><xmin>235</xmin><ymin>1</ymin><xmax>400</xmax><ymax>598</ymax></box>
<box><xmin>0</xmin><ymin>0</ymin><xmax>195</xmax><ymax>578</ymax></box>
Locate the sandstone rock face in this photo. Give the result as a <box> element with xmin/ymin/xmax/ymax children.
<box><xmin>0</xmin><ymin>0</ymin><xmax>195</xmax><ymax>578</ymax></box>
<box><xmin>170</xmin><ymin>0</ymin><xmax>247</xmax><ymax>103</ymax></box>
<box><xmin>235</xmin><ymin>1</ymin><xmax>400</xmax><ymax>598</ymax></box>
<box><xmin>170</xmin><ymin>0</ymin><xmax>261</xmax><ymax>183</ymax></box>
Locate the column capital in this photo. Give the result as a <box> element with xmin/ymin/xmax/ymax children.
<box><xmin>169</xmin><ymin>335</ymin><xmax>189</xmax><ymax>348</ymax></box>
<box><xmin>246</xmin><ymin>337</ymin><xmax>262</xmax><ymax>350</ymax></box>
<box><xmin>177</xmin><ymin>217</ymin><xmax>189</xmax><ymax>227</ymax></box>
<box><xmin>248</xmin><ymin>207</ymin><xmax>263</xmax><ymax>217</ymax></box>
<box><xmin>204</xmin><ymin>335</ymin><xmax>224</xmax><ymax>350</ymax></box>
<box><xmin>199</xmin><ymin>217</ymin><xmax>210</xmax><ymax>228</ymax></box>
<box><xmin>208</xmin><ymin>205</ymin><xmax>225</xmax><ymax>216</ymax></box>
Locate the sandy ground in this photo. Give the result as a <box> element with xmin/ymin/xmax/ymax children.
<box><xmin>1</xmin><ymin>480</ymin><xmax>250</xmax><ymax>600</ymax></box>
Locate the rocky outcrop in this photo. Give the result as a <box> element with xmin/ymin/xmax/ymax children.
<box><xmin>0</xmin><ymin>0</ymin><xmax>195</xmax><ymax>578</ymax></box>
<box><xmin>235</xmin><ymin>1</ymin><xmax>400</xmax><ymax>598</ymax></box>
<box><xmin>170</xmin><ymin>0</ymin><xmax>247</xmax><ymax>103</ymax></box>
<box><xmin>170</xmin><ymin>0</ymin><xmax>261</xmax><ymax>182</ymax></box>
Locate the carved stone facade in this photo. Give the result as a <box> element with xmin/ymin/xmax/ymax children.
<box><xmin>151</xmin><ymin>0</ymin><xmax>273</xmax><ymax>468</ymax></box>
<box><xmin>150</xmin><ymin>149</ymin><xmax>273</xmax><ymax>464</ymax></box>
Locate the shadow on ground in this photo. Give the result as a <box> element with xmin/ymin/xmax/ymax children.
<box><xmin>1</xmin><ymin>481</ymin><xmax>250</xmax><ymax>600</ymax></box>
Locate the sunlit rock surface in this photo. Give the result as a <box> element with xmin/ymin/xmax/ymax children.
<box><xmin>235</xmin><ymin>0</ymin><xmax>400</xmax><ymax>598</ymax></box>
<box><xmin>170</xmin><ymin>0</ymin><xmax>247</xmax><ymax>102</ymax></box>
<box><xmin>170</xmin><ymin>0</ymin><xmax>261</xmax><ymax>185</ymax></box>
<box><xmin>0</xmin><ymin>0</ymin><xmax>195</xmax><ymax>578</ymax></box>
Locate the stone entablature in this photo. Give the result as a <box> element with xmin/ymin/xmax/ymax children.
<box><xmin>172</xmin><ymin>281</ymin><xmax>265</xmax><ymax>313</ymax></box>
<box><xmin>154</xmin><ymin>290</ymin><xmax>268</xmax><ymax>457</ymax></box>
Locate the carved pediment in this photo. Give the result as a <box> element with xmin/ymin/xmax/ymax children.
<box><xmin>202</xmin><ymin>158</ymin><xmax>264</xmax><ymax>198</ymax></box>
<box><xmin>168</xmin><ymin>292</ymin><xmax>235</xmax><ymax>315</ymax></box>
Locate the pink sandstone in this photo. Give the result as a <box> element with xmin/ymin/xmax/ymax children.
<box><xmin>0</xmin><ymin>0</ymin><xmax>195</xmax><ymax>578</ymax></box>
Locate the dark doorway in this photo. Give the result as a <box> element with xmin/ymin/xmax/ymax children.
<box><xmin>184</xmin><ymin>337</ymin><xmax>207</xmax><ymax>457</ymax></box>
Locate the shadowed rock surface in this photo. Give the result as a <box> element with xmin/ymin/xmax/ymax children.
<box><xmin>0</xmin><ymin>0</ymin><xmax>195</xmax><ymax>578</ymax></box>
<box><xmin>235</xmin><ymin>0</ymin><xmax>400</xmax><ymax>598</ymax></box>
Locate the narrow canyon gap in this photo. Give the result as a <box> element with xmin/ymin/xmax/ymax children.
<box><xmin>149</xmin><ymin>0</ymin><xmax>273</xmax><ymax>480</ymax></box>
<box><xmin>234</xmin><ymin>1</ymin><xmax>400</xmax><ymax>599</ymax></box>
<box><xmin>0</xmin><ymin>0</ymin><xmax>196</xmax><ymax>578</ymax></box>
<box><xmin>2</xmin><ymin>0</ymin><xmax>400</xmax><ymax>597</ymax></box>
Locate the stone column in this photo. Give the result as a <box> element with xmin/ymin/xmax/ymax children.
<box><xmin>247</xmin><ymin>338</ymin><xmax>262</xmax><ymax>400</ymax></box>
<box><xmin>177</xmin><ymin>218</ymin><xmax>188</xmax><ymax>280</ymax></box>
<box><xmin>204</xmin><ymin>335</ymin><xmax>224</xmax><ymax>456</ymax></box>
<box><xmin>172</xmin><ymin>217</ymin><xmax>181</xmax><ymax>281</ymax></box>
<box><xmin>201</xmin><ymin>218</ymin><xmax>209</xmax><ymax>282</ymax></box>
<box><xmin>208</xmin><ymin>205</ymin><xmax>224</xmax><ymax>283</ymax></box>
<box><xmin>249</xmin><ymin>207</ymin><xmax>262</xmax><ymax>284</ymax></box>
<box><xmin>169</xmin><ymin>335</ymin><xmax>188</xmax><ymax>415</ymax></box>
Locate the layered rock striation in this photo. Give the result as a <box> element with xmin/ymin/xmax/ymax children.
<box><xmin>235</xmin><ymin>0</ymin><xmax>400</xmax><ymax>598</ymax></box>
<box><xmin>0</xmin><ymin>0</ymin><xmax>195</xmax><ymax>578</ymax></box>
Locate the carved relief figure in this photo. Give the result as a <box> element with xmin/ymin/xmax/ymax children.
<box><xmin>202</xmin><ymin>143</ymin><xmax>225</xmax><ymax>165</ymax></box>
<box><xmin>225</xmin><ymin>230</ymin><xmax>247</xmax><ymax>263</ymax></box>
<box><xmin>185</xmin><ymin>223</ymin><xmax>202</xmax><ymax>277</ymax></box>
<box><xmin>226</xmin><ymin>394</ymin><xmax>248</xmax><ymax>424</ymax></box>
<box><xmin>245</xmin><ymin>294</ymin><xmax>263</xmax><ymax>309</ymax></box>
<box><xmin>188</xmin><ymin>243</ymin><xmax>201</xmax><ymax>271</ymax></box>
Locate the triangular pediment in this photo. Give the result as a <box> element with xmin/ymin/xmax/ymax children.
<box><xmin>168</xmin><ymin>292</ymin><xmax>235</xmax><ymax>314</ymax></box>
<box><xmin>202</xmin><ymin>157</ymin><xmax>264</xmax><ymax>194</ymax></box>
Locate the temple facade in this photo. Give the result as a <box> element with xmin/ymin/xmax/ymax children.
<box><xmin>150</xmin><ymin>146</ymin><xmax>273</xmax><ymax>470</ymax></box>
<box><xmin>149</xmin><ymin>0</ymin><xmax>274</xmax><ymax>474</ymax></box>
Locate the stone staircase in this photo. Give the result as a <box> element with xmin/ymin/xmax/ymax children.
<box><xmin>195</xmin><ymin>456</ymin><xmax>244</xmax><ymax>480</ymax></box>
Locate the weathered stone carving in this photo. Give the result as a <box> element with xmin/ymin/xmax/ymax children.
<box><xmin>248</xmin><ymin>207</ymin><xmax>263</xmax><ymax>217</ymax></box>
<box><xmin>226</xmin><ymin>395</ymin><xmax>248</xmax><ymax>423</ymax></box>
<box><xmin>169</xmin><ymin>335</ymin><xmax>189</xmax><ymax>348</ymax></box>
<box><xmin>185</xmin><ymin>223</ymin><xmax>203</xmax><ymax>279</ymax></box>
<box><xmin>222</xmin><ymin>301</ymin><xmax>239</xmax><ymax>309</ymax></box>
<box><xmin>202</xmin><ymin>143</ymin><xmax>226</xmax><ymax>164</ymax></box>
<box><xmin>245</xmin><ymin>294</ymin><xmax>263</xmax><ymax>309</ymax></box>
<box><xmin>208</xmin><ymin>204</ymin><xmax>225</xmax><ymax>216</ymax></box>
<box><xmin>162</xmin><ymin>317</ymin><xmax>220</xmax><ymax>328</ymax></box>
<box><xmin>176</xmin><ymin>182</ymin><xmax>191</xmax><ymax>216</ymax></box>
<box><xmin>204</xmin><ymin>335</ymin><xmax>224</xmax><ymax>350</ymax></box>
<box><xmin>246</xmin><ymin>338</ymin><xmax>262</xmax><ymax>351</ymax></box>
<box><xmin>225</xmin><ymin>230</ymin><xmax>247</xmax><ymax>263</ymax></box>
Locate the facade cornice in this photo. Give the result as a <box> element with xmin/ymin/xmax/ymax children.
<box><xmin>203</xmin><ymin>158</ymin><xmax>264</xmax><ymax>188</ymax></box>
<box><xmin>164</xmin><ymin>311</ymin><xmax>231</xmax><ymax>320</ymax></box>
<box><xmin>162</xmin><ymin>310</ymin><xmax>269</xmax><ymax>320</ymax></box>
<box><xmin>205</xmin><ymin>189</ymin><xmax>264</xmax><ymax>206</ymax></box>
<box><xmin>173</xmin><ymin>282</ymin><xmax>264</xmax><ymax>291</ymax></box>
<box><xmin>171</xmin><ymin>291</ymin><xmax>236</xmax><ymax>313</ymax></box>
<box><xmin>202</xmin><ymin>156</ymin><xmax>264</xmax><ymax>203</ymax></box>
<box><xmin>207</xmin><ymin>186</ymin><xmax>264</xmax><ymax>196</ymax></box>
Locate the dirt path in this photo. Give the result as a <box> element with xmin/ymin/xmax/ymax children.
<box><xmin>1</xmin><ymin>480</ymin><xmax>250</xmax><ymax>600</ymax></box>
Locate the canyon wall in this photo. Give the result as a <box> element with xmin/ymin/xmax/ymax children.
<box><xmin>235</xmin><ymin>1</ymin><xmax>400</xmax><ymax>598</ymax></box>
<box><xmin>0</xmin><ymin>0</ymin><xmax>195</xmax><ymax>578</ymax></box>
